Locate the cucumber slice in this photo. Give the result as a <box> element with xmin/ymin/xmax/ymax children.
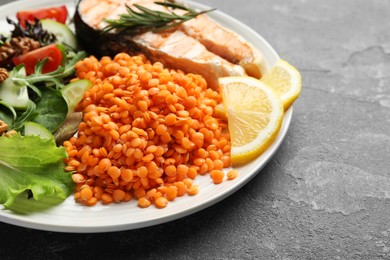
<box><xmin>40</xmin><ymin>19</ymin><xmax>78</xmax><ymax>49</ymax></box>
<box><xmin>24</xmin><ymin>121</ymin><xmax>54</xmax><ymax>139</ymax></box>
<box><xmin>0</xmin><ymin>77</ymin><xmax>29</xmax><ymax>110</ymax></box>
<box><xmin>60</xmin><ymin>79</ymin><xmax>92</xmax><ymax>112</ymax></box>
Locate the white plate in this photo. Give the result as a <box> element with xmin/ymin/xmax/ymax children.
<box><xmin>0</xmin><ymin>0</ymin><xmax>292</xmax><ymax>233</ymax></box>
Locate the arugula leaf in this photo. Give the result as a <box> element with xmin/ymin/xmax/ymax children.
<box><xmin>12</xmin><ymin>101</ymin><xmax>38</xmax><ymax>132</ymax></box>
<box><xmin>0</xmin><ymin>134</ymin><xmax>74</xmax><ymax>208</ymax></box>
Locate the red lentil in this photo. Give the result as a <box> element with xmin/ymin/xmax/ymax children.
<box><xmin>112</xmin><ymin>189</ymin><xmax>126</xmax><ymax>202</ymax></box>
<box><xmin>165</xmin><ymin>186</ymin><xmax>178</xmax><ymax>201</ymax></box>
<box><xmin>227</xmin><ymin>169</ymin><xmax>239</xmax><ymax>180</ymax></box>
<box><xmin>65</xmin><ymin>53</ymin><xmax>233</xmax><ymax>208</ymax></box>
<box><xmin>138</xmin><ymin>197</ymin><xmax>151</xmax><ymax>208</ymax></box>
<box><xmin>155</xmin><ymin>197</ymin><xmax>168</xmax><ymax>208</ymax></box>
<box><xmin>210</xmin><ymin>170</ymin><xmax>225</xmax><ymax>184</ymax></box>
<box><xmin>80</xmin><ymin>187</ymin><xmax>93</xmax><ymax>201</ymax></box>
<box><xmin>187</xmin><ymin>184</ymin><xmax>199</xmax><ymax>196</ymax></box>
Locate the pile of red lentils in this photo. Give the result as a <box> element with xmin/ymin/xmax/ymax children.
<box><xmin>63</xmin><ymin>53</ymin><xmax>238</xmax><ymax>208</ymax></box>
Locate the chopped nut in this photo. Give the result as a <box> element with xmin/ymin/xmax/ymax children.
<box><xmin>0</xmin><ymin>37</ymin><xmax>40</xmax><ymax>67</ymax></box>
<box><xmin>10</xmin><ymin>36</ymin><xmax>40</xmax><ymax>55</ymax></box>
<box><xmin>0</xmin><ymin>68</ymin><xmax>9</xmax><ymax>83</ymax></box>
<box><xmin>4</xmin><ymin>129</ymin><xmax>17</xmax><ymax>137</ymax></box>
<box><xmin>0</xmin><ymin>119</ymin><xmax>8</xmax><ymax>135</ymax></box>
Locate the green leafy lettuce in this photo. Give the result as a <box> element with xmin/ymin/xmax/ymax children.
<box><xmin>0</xmin><ymin>133</ymin><xmax>74</xmax><ymax>208</ymax></box>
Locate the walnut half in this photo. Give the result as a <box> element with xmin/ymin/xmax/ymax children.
<box><xmin>0</xmin><ymin>119</ymin><xmax>8</xmax><ymax>135</ymax></box>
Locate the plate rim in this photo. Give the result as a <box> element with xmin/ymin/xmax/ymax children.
<box><xmin>0</xmin><ymin>0</ymin><xmax>291</xmax><ymax>233</ymax></box>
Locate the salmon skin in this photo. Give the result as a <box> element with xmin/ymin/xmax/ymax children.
<box><xmin>74</xmin><ymin>0</ymin><xmax>264</xmax><ymax>88</ymax></box>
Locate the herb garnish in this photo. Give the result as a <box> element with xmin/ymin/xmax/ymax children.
<box><xmin>102</xmin><ymin>1</ymin><xmax>215</xmax><ymax>34</ymax></box>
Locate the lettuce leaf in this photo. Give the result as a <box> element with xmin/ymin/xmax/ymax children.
<box><xmin>0</xmin><ymin>134</ymin><xmax>74</xmax><ymax>208</ymax></box>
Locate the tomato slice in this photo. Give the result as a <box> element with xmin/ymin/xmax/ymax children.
<box><xmin>16</xmin><ymin>5</ymin><xmax>68</xmax><ymax>28</ymax></box>
<box><xmin>12</xmin><ymin>44</ymin><xmax>63</xmax><ymax>75</ymax></box>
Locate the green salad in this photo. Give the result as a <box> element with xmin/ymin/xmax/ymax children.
<box><xmin>0</xmin><ymin>5</ymin><xmax>90</xmax><ymax>210</ymax></box>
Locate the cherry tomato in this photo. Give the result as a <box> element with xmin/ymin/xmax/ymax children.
<box><xmin>16</xmin><ymin>5</ymin><xmax>68</xmax><ymax>28</ymax></box>
<box><xmin>13</xmin><ymin>44</ymin><xmax>63</xmax><ymax>75</ymax></box>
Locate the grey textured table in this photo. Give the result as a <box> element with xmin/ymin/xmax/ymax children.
<box><xmin>1</xmin><ymin>0</ymin><xmax>390</xmax><ymax>259</ymax></box>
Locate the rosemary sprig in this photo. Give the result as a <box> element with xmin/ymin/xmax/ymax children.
<box><xmin>102</xmin><ymin>1</ymin><xmax>215</xmax><ymax>34</ymax></box>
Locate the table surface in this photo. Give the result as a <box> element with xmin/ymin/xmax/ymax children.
<box><xmin>1</xmin><ymin>0</ymin><xmax>390</xmax><ymax>259</ymax></box>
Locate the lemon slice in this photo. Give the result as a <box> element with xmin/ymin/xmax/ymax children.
<box><xmin>219</xmin><ymin>76</ymin><xmax>284</xmax><ymax>165</ymax></box>
<box><xmin>260</xmin><ymin>59</ymin><xmax>301</xmax><ymax>110</ymax></box>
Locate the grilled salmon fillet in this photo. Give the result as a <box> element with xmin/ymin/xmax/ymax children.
<box><xmin>75</xmin><ymin>0</ymin><xmax>261</xmax><ymax>89</ymax></box>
